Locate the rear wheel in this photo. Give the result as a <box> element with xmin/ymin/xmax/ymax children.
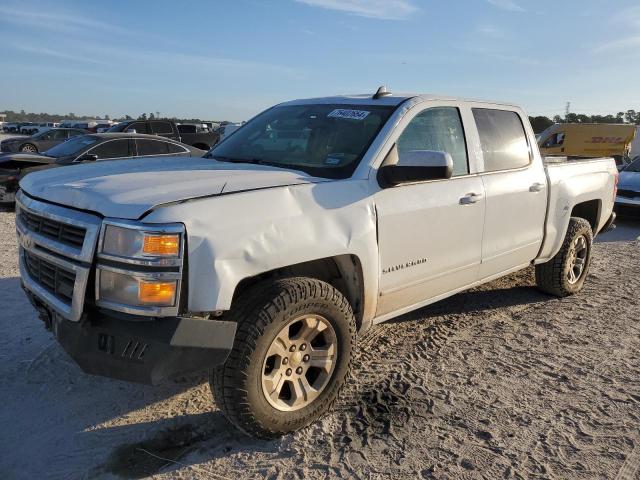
<box><xmin>19</xmin><ymin>143</ymin><xmax>37</xmax><ymax>153</ymax></box>
<box><xmin>210</xmin><ymin>277</ymin><xmax>356</xmax><ymax>438</ymax></box>
<box><xmin>535</xmin><ymin>217</ymin><xmax>593</xmax><ymax>296</ymax></box>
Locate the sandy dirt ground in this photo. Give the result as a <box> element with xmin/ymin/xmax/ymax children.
<box><xmin>1</xmin><ymin>208</ymin><xmax>639</xmax><ymax>480</ymax></box>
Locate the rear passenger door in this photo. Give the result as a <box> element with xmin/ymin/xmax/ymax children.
<box><xmin>472</xmin><ymin>108</ymin><xmax>547</xmax><ymax>278</ymax></box>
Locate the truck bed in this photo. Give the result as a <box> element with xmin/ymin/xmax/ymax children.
<box><xmin>536</xmin><ymin>156</ymin><xmax>617</xmax><ymax>263</ymax></box>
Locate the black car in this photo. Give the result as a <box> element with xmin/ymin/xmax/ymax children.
<box><xmin>0</xmin><ymin>133</ymin><xmax>205</xmax><ymax>204</ymax></box>
<box><xmin>108</xmin><ymin>119</ymin><xmax>219</xmax><ymax>150</ymax></box>
<box><xmin>0</xmin><ymin>128</ymin><xmax>88</xmax><ymax>154</ymax></box>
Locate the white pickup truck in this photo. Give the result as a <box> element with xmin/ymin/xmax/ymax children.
<box><xmin>16</xmin><ymin>88</ymin><xmax>617</xmax><ymax>438</ymax></box>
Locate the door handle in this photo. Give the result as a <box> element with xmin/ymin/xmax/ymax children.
<box><xmin>529</xmin><ymin>182</ymin><xmax>545</xmax><ymax>192</ymax></box>
<box><xmin>460</xmin><ymin>192</ymin><xmax>483</xmax><ymax>205</ymax></box>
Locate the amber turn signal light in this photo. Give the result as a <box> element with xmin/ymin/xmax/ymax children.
<box><xmin>142</xmin><ymin>234</ymin><xmax>180</xmax><ymax>256</ymax></box>
<box><xmin>138</xmin><ymin>280</ymin><xmax>177</xmax><ymax>305</ymax></box>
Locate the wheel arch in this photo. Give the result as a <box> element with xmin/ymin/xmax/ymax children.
<box><xmin>570</xmin><ymin>199</ymin><xmax>601</xmax><ymax>233</ymax></box>
<box><xmin>231</xmin><ymin>254</ymin><xmax>370</xmax><ymax>333</ymax></box>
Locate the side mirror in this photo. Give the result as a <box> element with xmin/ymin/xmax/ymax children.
<box><xmin>379</xmin><ymin>145</ymin><xmax>453</xmax><ymax>186</ymax></box>
<box><xmin>76</xmin><ymin>153</ymin><xmax>98</xmax><ymax>162</ymax></box>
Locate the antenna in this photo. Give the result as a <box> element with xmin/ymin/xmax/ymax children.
<box><xmin>373</xmin><ymin>85</ymin><xmax>392</xmax><ymax>99</ymax></box>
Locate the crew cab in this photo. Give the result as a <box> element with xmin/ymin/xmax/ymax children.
<box><xmin>16</xmin><ymin>89</ymin><xmax>617</xmax><ymax>438</ymax></box>
<box><xmin>108</xmin><ymin>119</ymin><xmax>219</xmax><ymax>150</ymax></box>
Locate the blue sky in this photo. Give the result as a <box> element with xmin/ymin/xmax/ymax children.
<box><xmin>1</xmin><ymin>0</ymin><xmax>639</xmax><ymax>121</ymax></box>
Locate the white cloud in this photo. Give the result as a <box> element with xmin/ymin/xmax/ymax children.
<box><xmin>594</xmin><ymin>6</ymin><xmax>640</xmax><ymax>53</ymax></box>
<box><xmin>486</xmin><ymin>0</ymin><xmax>525</xmax><ymax>13</ymax></box>
<box><xmin>0</xmin><ymin>6</ymin><xmax>128</xmax><ymax>35</ymax></box>
<box><xmin>594</xmin><ymin>36</ymin><xmax>640</xmax><ymax>54</ymax></box>
<box><xmin>477</xmin><ymin>25</ymin><xmax>504</xmax><ymax>38</ymax></box>
<box><xmin>294</xmin><ymin>0</ymin><xmax>417</xmax><ymax>20</ymax></box>
<box><xmin>13</xmin><ymin>44</ymin><xmax>112</xmax><ymax>66</ymax></box>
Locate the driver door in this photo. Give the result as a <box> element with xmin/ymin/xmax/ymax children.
<box><xmin>375</xmin><ymin>105</ymin><xmax>485</xmax><ymax>317</ymax></box>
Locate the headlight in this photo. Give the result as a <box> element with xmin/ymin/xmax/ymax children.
<box><xmin>96</xmin><ymin>221</ymin><xmax>185</xmax><ymax>315</ymax></box>
<box><xmin>101</xmin><ymin>223</ymin><xmax>183</xmax><ymax>260</ymax></box>
<box><xmin>98</xmin><ymin>269</ymin><xmax>177</xmax><ymax>307</ymax></box>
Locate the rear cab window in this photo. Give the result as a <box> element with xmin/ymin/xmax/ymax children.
<box><xmin>472</xmin><ymin>108</ymin><xmax>531</xmax><ymax>172</ymax></box>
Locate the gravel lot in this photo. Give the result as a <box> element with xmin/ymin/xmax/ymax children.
<box><xmin>1</xmin><ymin>208</ymin><xmax>639</xmax><ymax>480</ymax></box>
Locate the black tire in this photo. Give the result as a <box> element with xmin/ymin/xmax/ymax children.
<box><xmin>210</xmin><ymin>277</ymin><xmax>356</xmax><ymax>438</ymax></box>
<box><xmin>19</xmin><ymin>143</ymin><xmax>37</xmax><ymax>153</ymax></box>
<box><xmin>535</xmin><ymin>217</ymin><xmax>593</xmax><ymax>297</ymax></box>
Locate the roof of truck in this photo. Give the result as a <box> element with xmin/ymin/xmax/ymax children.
<box><xmin>279</xmin><ymin>91</ymin><xmax>519</xmax><ymax>109</ymax></box>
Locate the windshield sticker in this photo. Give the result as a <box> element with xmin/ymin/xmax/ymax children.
<box><xmin>327</xmin><ymin>109</ymin><xmax>370</xmax><ymax>121</ymax></box>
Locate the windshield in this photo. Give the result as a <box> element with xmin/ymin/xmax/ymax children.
<box><xmin>207</xmin><ymin>104</ymin><xmax>394</xmax><ymax>178</ymax></box>
<box><xmin>44</xmin><ymin>135</ymin><xmax>99</xmax><ymax>158</ymax></box>
<box><xmin>624</xmin><ymin>157</ymin><xmax>640</xmax><ymax>172</ymax></box>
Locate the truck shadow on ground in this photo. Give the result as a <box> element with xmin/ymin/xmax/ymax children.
<box><xmin>97</xmin><ymin>270</ymin><xmax>548</xmax><ymax>478</ymax></box>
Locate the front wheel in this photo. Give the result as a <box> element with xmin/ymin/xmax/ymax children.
<box><xmin>535</xmin><ymin>217</ymin><xmax>593</xmax><ymax>296</ymax></box>
<box><xmin>19</xmin><ymin>143</ymin><xmax>37</xmax><ymax>153</ymax></box>
<box><xmin>210</xmin><ymin>277</ymin><xmax>356</xmax><ymax>438</ymax></box>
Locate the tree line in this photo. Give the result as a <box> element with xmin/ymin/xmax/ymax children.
<box><xmin>0</xmin><ymin>110</ymin><xmax>212</xmax><ymax>124</ymax></box>
<box><xmin>530</xmin><ymin>110</ymin><xmax>640</xmax><ymax>133</ymax></box>
<box><xmin>3</xmin><ymin>108</ymin><xmax>639</xmax><ymax>134</ymax></box>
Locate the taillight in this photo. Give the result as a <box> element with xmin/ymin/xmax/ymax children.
<box><xmin>613</xmin><ymin>172</ymin><xmax>619</xmax><ymax>201</ymax></box>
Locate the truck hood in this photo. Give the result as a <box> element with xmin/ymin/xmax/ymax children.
<box><xmin>20</xmin><ymin>156</ymin><xmax>329</xmax><ymax>219</ymax></box>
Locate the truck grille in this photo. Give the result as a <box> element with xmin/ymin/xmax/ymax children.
<box><xmin>617</xmin><ymin>189</ymin><xmax>640</xmax><ymax>199</ymax></box>
<box><xmin>24</xmin><ymin>250</ymin><xmax>76</xmax><ymax>305</ymax></box>
<box><xmin>19</xmin><ymin>209</ymin><xmax>86</xmax><ymax>248</ymax></box>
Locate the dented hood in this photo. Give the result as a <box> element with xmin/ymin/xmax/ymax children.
<box><xmin>19</xmin><ymin>156</ymin><xmax>328</xmax><ymax>219</ymax></box>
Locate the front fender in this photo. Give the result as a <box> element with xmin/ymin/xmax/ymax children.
<box><xmin>145</xmin><ymin>180</ymin><xmax>379</xmax><ymax>321</ymax></box>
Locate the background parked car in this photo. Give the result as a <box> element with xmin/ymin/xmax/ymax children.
<box><xmin>615</xmin><ymin>157</ymin><xmax>640</xmax><ymax>218</ymax></box>
<box><xmin>108</xmin><ymin>119</ymin><xmax>219</xmax><ymax>150</ymax></box>
<box><xmin>217</xmin><ymin>122</ymin><xmax>242</xmax><ymax>142</ymax></box>
<box><xmin>0</xmin><ymin>133</ymin><xmax>205</xmax><ymax>205</ymax></box>
<box><xmin>21</xmin><ymin>122</ymin><xmax>60</xmax><ymax>135</ymax></box>
<box><xmin>0</xmin><ymin>128</ymin><xmax>88</xmax><ymax>153</ymax></box>
<box><xmin>93</xmin><ymin>123</ymin><xmax>113</xmax><ymax>133</ymax></box>
<box><xmin>2</xmin><ymin>123</ymin><xmax>20</xmax><ymax>133</ymax></box>
<box><xmin>17</xmin><ymin>122</ymin><xmax>37</xmax><ymax>134</ymax></box>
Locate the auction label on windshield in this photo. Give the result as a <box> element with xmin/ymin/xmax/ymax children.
<box><xmin>327</xmin><ymin>109</ymin><xmax>370</xmax><ymax>120</ymax></box>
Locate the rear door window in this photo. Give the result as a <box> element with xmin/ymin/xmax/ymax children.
<box><xmin>166</xmin><ymin>142</ymin><xmax>188</xmax><ymax>154</ymax></box>
<box><xmin>86</xmin><ymin>139</ymin><xmax>131</xmax><ymax>159</ymax></box>
<box><xmin>473</xmin><ymin>108</ymin><xmax>530</xmax><ymax>172</ymax></box>
<box><xmin>136</xmin><ymin>139</ymin><xmax>169</xmax><ymax>156</ymax></box>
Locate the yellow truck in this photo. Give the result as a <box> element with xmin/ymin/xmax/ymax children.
<box><xmin>538</xmin><ymin>123</ymin><xmax>637</xmax><ymax>166</ymax></box>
